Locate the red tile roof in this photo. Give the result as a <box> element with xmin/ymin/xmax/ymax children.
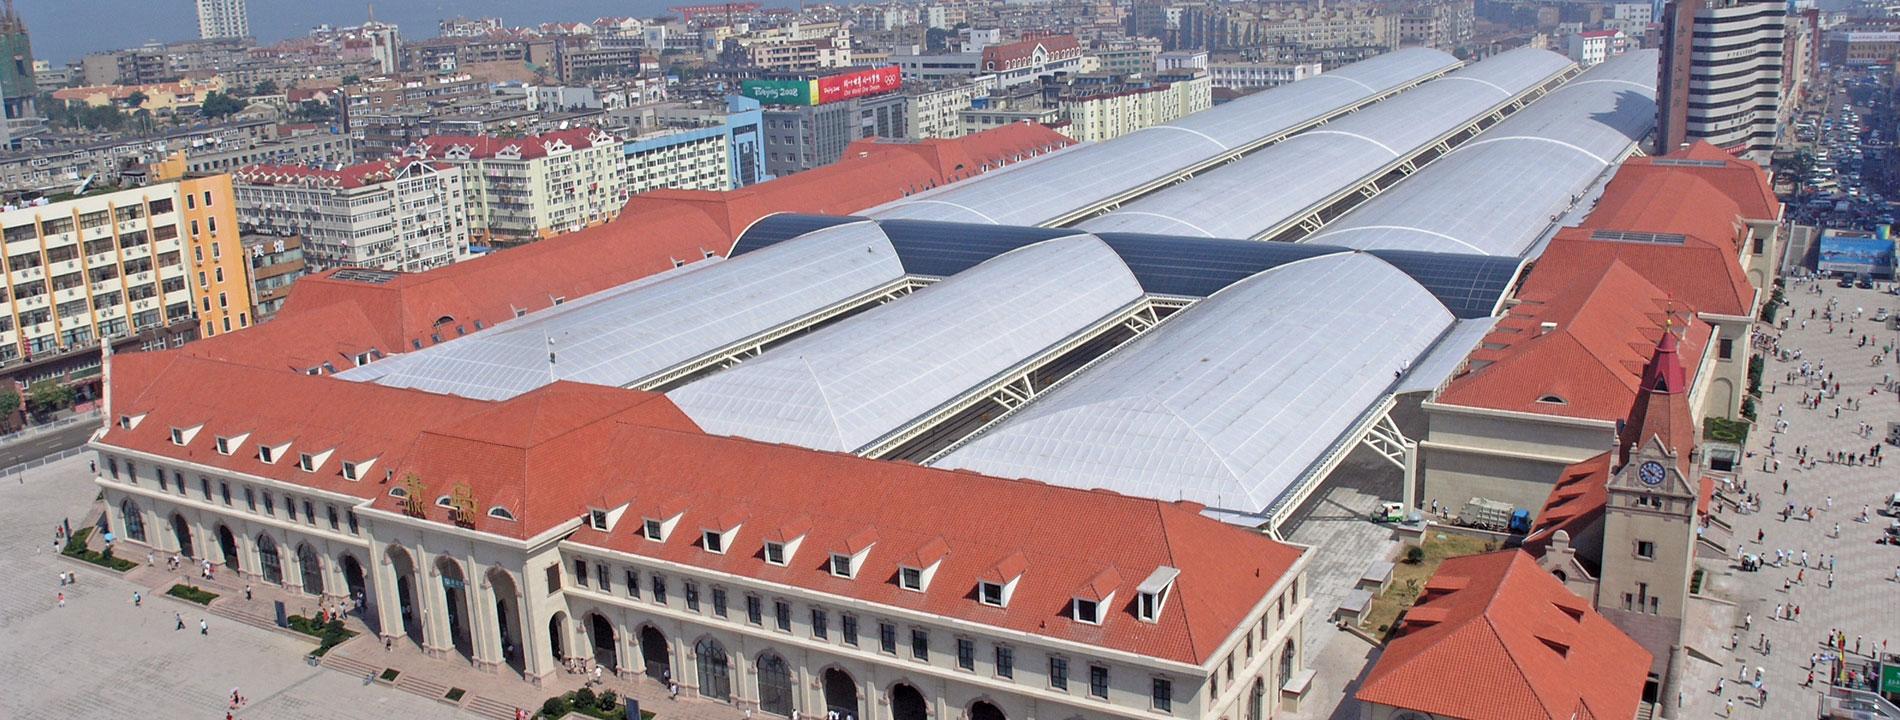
<box><xmin>1356</xmin><ymin>550</ymin><xmax>1651</xmax><ymax>720</ymax></box>
<box><xmin>559</xmin><ymin>425</ymin><xmax>1302</xmax><ymax>665</ymax></box>
<box><xmin>186</xmin><ymin>123</ymin><xmax>1074</xmax><ymax>372</ymax></box>
<box><xmin>1438</xmin><ymin>258</ymin><xmax>1711</xmax><ymax>421</ymax></box>
<box><xmin>1604</xmin><ymin>141</ymin><xmax>1780</xmax><ymax>224</ymax></box>
<box><xmin>1522</xmin><ymin>453</ymin><xmax>1611</xmax><ymax>555</ymax></box>
<box><xmin>96</xmin><ymin>346</ymin><xmax>1303</xmax><ymax>664</ymax></box>
<box><xmin>981</xmin><ymin>35</ymin><xmax>1082</xmax><ymax>71</ymax></box>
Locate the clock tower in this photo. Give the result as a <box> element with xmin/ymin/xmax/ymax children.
<box><xmin>1597</xmin><ymin>331</ymin><xmax>1700</xmax><ymax>623</ymax></box>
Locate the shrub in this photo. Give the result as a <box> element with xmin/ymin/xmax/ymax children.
<box><xmin>166</xmin><ymin>583</ymin><xmax>218</xmax><ymax>605</ymax></box>
<box><xmin>598</xmin><ymin>690</ymin><xmax>619</xmax><ymax>711</ymax></box>
<box><xmin>575</xmin><ymin>687</ymin><xmax>596</xmax><ymax>709</ymax></box>
<box><xmin>1403</xmin><ymin>545</ymin><xmax>1424</xmax><ymax>564</ymax></box>
<box><xmin>542</xmin><ymin>697</ymin><xmax>568</xmax><ymax>719</ymax></box>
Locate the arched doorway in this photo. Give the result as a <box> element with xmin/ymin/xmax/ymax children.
<box><xmin>757</xmin><ymin>653</ymin><xmax>795</xmax><ymax>717</ymax></box>
<box><xmin>548</xmin><ymin>612</ymin><xmax>568</xmax><ymax>663</ymax></box>
<box><xmin>970</xmin><ymin>701</ymin><xmax>1004</xmax><ymax>720</ymax></box>
<box><xmin>256</xmin><ymin>533</ymin><xmax>282</xmax><ymax>585</ymax></box>
<box><xmin>696</xmin><ymin>637</ymin><xmax>731</xmax><ymax>701</ymax></box>
<box><xmin>1247</xmin><ymin>678</ymin><xmax>1265</xmax><ymax>720</ymax></box>
<box><xmin>824</xmin><ymin>668</ymin><xmax>859</xmax><ymax>720</ymax></box>
<box><xmin>169</xmin><ymin>513</ymin><xmax>193</xmax><ymax>556</ymax></box>
<box><xmin>341</xmin><ymin>553</ymin><xmax>373</xmax><ymax>632</ymax></box>
<box><xmin>215</xmin><ymin>525</ymin><xmax>239</xmax><ymax>572</ymax></box>
<box><xmin>589</xmin><ymin>613</ymin><xmax>618</xmax><ymax>671</ymax></box>
<box><xmin>386</xmin><ymin>546</ymin><xmax>421</xmax><ymax>646</ymax></box>
<box><xmin>120</xmin><ymin>500</ymin><xmax>145</xmax><ymax>542</ymax></box>
<box><xmin>890</xmin><ymin>683</ymin><xmax>927</xmax><ymax>720</ymax></box>
<box><xmin>435</xmin><ymin>556</ymin><xmax>473</xmax><ymax>659</ymax></box>
<box><xmin>297</xmin><ymin>544</ymin><xmax>323</xmax><ymax>596</ymax></box>
<box><xmin>640</xmin><ymin>626</ymin><xmax>670</xmax><ymax>682</ymax></box>
<box><xmin>487</xmin><ymin>568</ymin><xmax>523</xmax><ymax>671</ymax></box>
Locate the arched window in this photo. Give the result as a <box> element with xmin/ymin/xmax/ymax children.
<box><xmin>1279</xmin><ymin>640</ymin><xmax>1297</xmax><ymax>685</ymax></box>
<box><xmin>257</xmin><ymin>533</ymin><xmax>283</xmax><ymax>585</ymax></box>
<box><xmin>696</xmin><ymin>637</ymin><xmax>731</xmax><ymax>701</ymax></box>
<box><xmin>297</xmin><ymin>544</ymin><xmax>323</xmax><ymax>596</ymax></box>
<box><xmin>757</xmin><ymin>652</ymin><xmax>794</xmax><ymax>717</ymax></box>
<box><xmin>120</xmin><ymin>499</ymin><xmax>146</xmax><ymax>542</ymax></box>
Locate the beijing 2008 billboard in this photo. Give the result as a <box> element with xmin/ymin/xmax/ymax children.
<box><xmin>815</xmin><ymin>66</ymin><xmax>902</xmax><ymax>104</ymax></box>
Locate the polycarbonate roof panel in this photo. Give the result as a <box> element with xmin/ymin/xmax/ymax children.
<box><xmin>867</xmin><ymin>48</ymin><xmax>1460</xmax><ymax>228</ymax></box>
<box><xmin>935</xmin><ymin>253</ymin><xmax>1455</xmax><ymax>514</ymax></box>
<box><xmin>1362</xmin><ymin>250</ymin><xmax>1525</xmax><ymax>318</ymax></box>
<box><xmin>1305</xmin><ymin>50</ymin><xmax>1660</xmax><ymax>257</ymax></box>
<box><xmin>1077</xmin><ymin>48</ymin><xmax>1575</xmax><ymax>239</ymax></box>
<box><xmin>669</xmin><ymin>235</ymin><xmax>1146</xmax><ymax>452</ymax></box>
<box><xmin>336</xmin><ymin>221</ymin><xmax>906</xmax><ymax>400</ymax></box>
<box><xmin>1395</xmin><ymin>316</ymin><xmax>1499</xmax><ymax>394</ymax></box>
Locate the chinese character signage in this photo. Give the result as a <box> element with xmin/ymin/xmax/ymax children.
<box><xmin>816</xmin><ymin>66</ymin><xmax>901</xmax><ymax>104</ymax></box>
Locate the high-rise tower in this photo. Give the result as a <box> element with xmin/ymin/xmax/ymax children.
<box><xmin>196</xmin><ymin>0</ymin><xmax>250</xmax><ymax>40</ymax></box>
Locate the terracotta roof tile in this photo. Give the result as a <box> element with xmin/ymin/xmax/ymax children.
<box><xmin>1356</xmin><ymin>551</ymin><xmax>1650</xmax><ymax>720</ymax></box>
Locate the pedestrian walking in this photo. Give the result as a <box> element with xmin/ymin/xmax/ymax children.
<box><xmin>244</xmin><ymin>584</ymin><xmax>252</xmax><ymax>601</ymax></box>
<box><xmin>175</xmin><ymin>612</ymin><xmax>184</xmax><ymax>630</ymax></box>
<box><xmin>56</xmin><ymin>591</ymin><xmax>63</xmax><ymax>607</ymax></box>
<box><xmin>200</xmin><ymin>618</ymin><xmax>208</xmax><ymax>635</ymax></box>
<box><xmin>132</xmin><ymin>591</ymin><xmax>141</xmax><ymax>607</ymax></box>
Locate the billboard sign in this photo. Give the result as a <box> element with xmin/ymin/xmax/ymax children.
<box><xmin>816</xmin><ymin>66</ymin><xmax>902</xmax><ymax>104</ymax></box>
<box><xmin>1818</xmin><ymin>231</ymin><xmax>1897</xmax><ymax>277</ymax></box>
<box><xmin>741</xmin><ymin>79</ymin><xmax>817</xmax><ymax>106</ymax></box>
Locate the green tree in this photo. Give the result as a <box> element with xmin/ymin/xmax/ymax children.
<box><xmin>251</xmin><ymin>80</ymin><xmax>278</xmax><ymax>96</ymax></box>
<box><xmin>0</xmin><ymin>388</ymin><xmax>20</xmax><ymax>428</ymax></box>
<box><xmin>340</xmin><ymin>74</ymin><xmax>360</xmax><ymax>85</ymax></box>
<box><xmin>25</xmin><ymin>380</ymin><xmax>74</xmax><ymax>416</ymax></box>
<box><xmin>199</xmin><ymin>91</ymin><xmax>244</xmax><ymax>118</ymax></box>
<box><xmin>124</xmin><ymin>90</ymin><xmax>147</xmax><ymax>108</ymax></box>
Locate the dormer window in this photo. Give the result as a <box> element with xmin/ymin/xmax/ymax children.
<box><xmin>832</xmin><ymin>527</ymin><xmax>877</xmax><ymax>579</ymax></box>
<box><xmin>1136</xmin><ymin>566</ymin><xmax>1179</xmax><ymax>623</ymax></box>
<box><xmin>298</xmin><ymin>454</ymin><xmax>316</xmax><ymax>472</ymax></box>
<box><xmin>488</xmin><ymin>507</ymin><xmax>517</xmax><ymax>521</ymax></box>
<box><xmin>899</xmin><ymin>566</ymin><xmax>924</xmax><ymax>591</ymax></box>
<box><xmin>257</xmin><ymin>442</ymin><xmax>288</xmax><ymax>464</ymax></box>
<box><xmin>979</xmin><ymin>581</ymin><xmax>1005</xmax><ymax>607</ymax></box>
<box><xmin>703</xmin><ymin>530</ymin><xmax>726</xmax><ymax>554</ymax></box>
<box><xmin>341</xmin><ymin>461</ymin><xmax>359</xmax><ymax>480</ymax></box>
<box><xmin>118</xmin><ymin>413</ymin><xmax>145</xmax><ymax>430</ymax></box>
<box><xmin>702</xmin><ymin>512</ymin><xmax>743</xmax><ymax>555</ymax></box>
<box><xmin>169</xmin><ymin>425</ymin><xmax>201</xmax><ymax>446</ymax></box>
<box><xmin>830</xmin><ymin>553</ymin><xmax>855</xmax><ymax>578</ymax></box>
<box><xmin>643</xmin><ymin>518</ymin><xmax>665</xmax><ymax>541</ymax></box>
<box><xmin>897</xmin><ymin>537</ymin><xmax>946</xmax><ymax>592</ymax></box>
<box><xmin>1073</xmin><ymin>598</ymin><xmax>1101</xmax><ymax>625</ymax></box>
<box><xmin>215</xmin><ymin>437</ymin><xmax>234</xmax><ymax>455</ymax></box>
<box><xmin>589</xmin><ymin>509</ymin><xmax>609</xmax><ymax>531</ymax></box>
<box><xmin>764</xmin><ymin>541</ymin><xmax>787</xmax><ymax>565</ymax></box>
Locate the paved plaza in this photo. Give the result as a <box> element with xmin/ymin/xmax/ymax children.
<box><xmin>1679</xmin><ymin>277</ymin><xmax>1900</xmax><ymax>718</ymax></box>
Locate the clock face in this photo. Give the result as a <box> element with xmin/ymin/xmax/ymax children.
<box><xmin>1639</xmin><ymin>460</ymin><xmax>1667</xmax><ymax>487</ymax></box>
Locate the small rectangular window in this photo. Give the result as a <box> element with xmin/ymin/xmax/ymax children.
<box><xmin>712</xmin><ymin>587</ymin><xmax>728</xmax><ymax>617</ymax></box>
<box><xmin>545</xmin><ymin>564</ymin><xmax>561</xmax><ymax>596</ymax></box>
<box><xmin>219</xmin><ymin>481</ymin><xmax>231</xmax><ymax>505</ymax></box>
<box><xmin>1152</xmin><ymin>678</ymin><xmax>1172</xmax><ymax>712</ymax></box>
<box><xmin>1636</xmin><ymin>540</ymin><xmax>1656</xmax><ymax>559</ymax></box>
<box><xmin>899</xmin><ymin>567</ymin><xmax>923</xmax><ymax>591</ymax></box>
<box><xmin>244</xmin><ymin>487</ymin><xmax>256</xmax><ymax>511</ymax></box>
<box><xmin>1074</xmin><ymin>598</ymin><xmax>1100</xmax><ymax>624</ymax></box>
<box><xmin>1090</xmin><ymin>665</ymin><xmax>1109</xmax><ymax>699</ymax></box>
<box><xmin>995</xmin><ymin>646</ymin><xmax>1014</xmax><ymax>679</ymax></box>
<box><xmin>1050</xmin><ymin>657</ymin><xmax>1069</xmax><ymax>691</ymax></box>
<box><xmin>910</xmin><ymin>629</ymin><xmax>929</xmax><ymax>660</ymax></box>
<box><xmin>626</xmin><ymin>570</ymin><xmax>640</xmax><ymax>598</ymax></box>
<box><xmin>261</xmin><ymin>493</ymin><xmax>274</xmax><ymax>516</ymax></box>
<box><xmin>327</xmin><ymin>506</ymin><xmax>340</xmax><ymax>531</ymax></box>
<box><xmin>1719</xmin><ymin>338</ymin><xmax>1734</xmax><ymax>360</ymax></box>
<box><xmin>643</xmin><ymin>519</ymin><xmax>663</xmax><ymax>541</ymax></box>
<box><xmin>346</xmin><ymin>511</ymin><xmax>359</xmax><ymax>535</ymax></box>
<box><xmin>702</xmin><ymin>530</ymin><xmax>724</xmax><ymax>554</ymax></box>
<box><xmin>684</xmin><ymin>581</ymin><xmax>700</xmax><ymax>611</ymax></box>
<box><xmin>841</xmin><ymin>613</ymin><xmax>859</xmax><ymax>646</ymax></box>
<box><xmin>596</xmin><ymin>563</ymin><xmax>610</xmax><ymax>593</ymax></box>
<box><xmin>811</xmin><ymin>608</ymin><xmax>828</xmax><ymax>640</ymax></box>
<box><xmin>573</xmin><ymin>558</ymin><xmax>590</xmax><ymax>588</ymax></box>
<box><xmin>830</xmin><ymin>553</ymin><xmax>853</xmax><ymax>578</ymax></box>
<box><xmin>979</xmin><ymin>582</ymin><xmax>1004</xmax><ymax>606</ymax></box>
<box><xmin>747</xmin><ymin>595</ymin><xmax>763</xmax><ymax>625</ymax></box>
<box><xmin>651</xmin><ymin>573</ymin><xmax>667</xmax><ymax>604</ymax></box>
<box><xmin>302</xmin><ymin>500</ymin><xmax>315</xmax><ymax>525</ymax></box>
<box><xmin>764</xmin><ymin>542</ymin><xmax>786</xmax><ymax>565</ymax></box>
<box><xmin>774</xmin><ymin>600</ymin><xmax>792</xmax><ymax>632</ymax></box>
<box><xmin>956</xmin><ymin>638</ymin><xmax>975</xmax><ymax>670</ymax></box>
<box><xmin>879</xmin><ymin>622</ymin><xmax>897</xmax><ymax>654</ymax></box>
<box><xmin>588</xmin><ymin>509</ymin><xmax>608</xmax><ymax>531</ymax></box>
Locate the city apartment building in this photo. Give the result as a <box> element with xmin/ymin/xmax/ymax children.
<box><xmin>1656</xmin><ymin>0</ymin><xmax>1786</xmax><ymax>163</ymax></box>
<box><xmin>407</xmin><ymin>128</ymin><xmax>626</xmax><ymax>247</ymax></box>
<box><xmin>1566</xmin><ymin>29</ymin><xmax>1627</xmax><ymax>67</ymax></box>
<box><xmin>906</xmin><ymin>82</ymin><xmax>985</xmax><ymax>139</ymax></box>
<box><xmin>1059</xmin><ymin>73</ymin><xmax>1212</xmax><ymax>143</ymax></box>
<box><xmin>233</xmin><ymin>159</ymin><xmax>472</xmax><ymax>273</ymax></box>
<box><xmin>623</xmin><ymin>125</ymin><xmax>732</xmax><ymax>195</ymax></box>
<box><xmin>196</xmin><ymin>0</ymin><xmax>250</xmax><ymax>41</ymax></box>
<box><xmin>240</xmin><ymin>233</ymin><xmax>304</xmax><ymax>321</ymax></box>
<box><xmin>93</xmin><ymin>351</ymin><xmax>1316</xmax><ymax>720</ymax></box>
<box><xmin>0</xmin><ymin>175</ymin><xmax>252</xmax><ymax>365</ymax></box>
<box><xmin>1206</xmin><ymin>62</ymin><xmax>1321</xmax><ymax>91</ymax></box>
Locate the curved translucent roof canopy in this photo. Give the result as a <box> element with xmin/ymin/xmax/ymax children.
<box><xmin>935</xmin><ymin>252</ymin><xmax>1456</xmax><ymax>516</ymax></box>
<box><xmin>735</xmin><ymin>215</ymin><xmax>1523</xmax><ymax>318</ymax></box>
<box><xmin>1304</xmin><ymin>50</ymin><xmax>1660</xmax><ymax>257</ymax></box>
<box><xmin>866</xmin><ymin>48</ymin><xmax>1460</xmax><ymax>228</ymax></box>
<box><xmin>1078</xmin><ymin>48</ymin><xmax>1576</xmax><ymax>239</ymax></box>
<box><xmin>668</xmin><ymin>235</ymin><xmax>1146</xmax><ymax>452</ymax></box>
<box><xmin>336</xmin><ymin>221</ymin><xmax>906</xmax><ymax>399</ymax></box>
